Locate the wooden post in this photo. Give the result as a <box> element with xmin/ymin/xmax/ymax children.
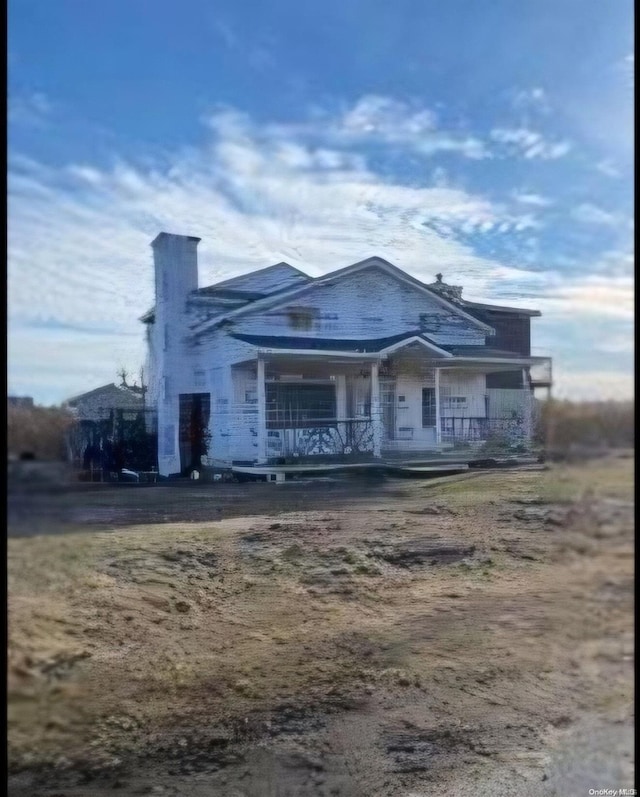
<box><xmin>370</xmin><ymin>361</ymin><xmax>382</xmax><ymax>458</ymax></box>
<box><xmin>435</xmin><ymin>367</ymin><xmax>442</xmax><ymax>445</ymax></box>
<box><xmin>256</xmin><ymin>357</ymin><xmax>267</xmax><ymax>464</ymax></box>
<box><xmin>522</xmin><ymin>367</ymin><xmax>532</xmax><ymax>443</ymax></box>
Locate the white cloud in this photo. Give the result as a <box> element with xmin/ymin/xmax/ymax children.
<box><xmin>7</xmin><ymin>99</ymin><xmax>631</xmax><ymax>403</ymax></box>
<box><xmin>246</xmin><ymin>95</ymin><xmax>492</xmax><ymax>161</ymax></box>
<box><xmin>551</xmin><ymin>368</ymin><xmax>634</xmax><ymax>402</ymax></box>
<box><xmin>595</xmin><ymin>159</ymin><xmax>622</xmax><ymax>178</ymax></box>
<box><xmin>535</xmin><ymin>275</ymin><xmax>634</xmax><ymax>321</ymax></box>
<box><xmin>571</xmin><ymin>203</ymin><xmax>620</xmax><ymax>227</ymax></box>
<box><xmin>511</xmin><ymin>87</ymin><xmax>551</xmax><ymax>114</ymax></box>
<box><xmin>512</xmin><ymin>192</ymin><xmax>552</xmax><ymax>207</ymax></box>
<box><xmin>336</xmin><ymin>96</ymin><xmax>490</xmax><ymax>158</ymax></box>
<box><xmin>490</xmin><ymin>127</ymin><xmax>572</xmax><ymax>159</ymax></box>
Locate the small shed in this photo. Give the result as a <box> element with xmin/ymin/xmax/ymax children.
<box><xmin>64</xmin><ymin>383</ymin><xmax>156</xmax><ymax>473</ymax></box>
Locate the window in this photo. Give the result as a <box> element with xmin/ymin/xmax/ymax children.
<box><xmin>194</xmin><ymin>369</ymin><xmax>206</xmax><ymax>388</ymax></box>
<box><xmin>164</xmin><ymin>324</ymin><xmax>169</xmax><ymax>351</ymax></box>
<box><xmin>287</xmin><ymin>306</ymin><xmax>318</xmax><ymax>330</ymax></box>
<box><xmin>422</xmin><ymin>387</ymin><xmax>436</xmax><ymax>427</ymax></box>
<box><xmin>163</xmin><ymin>376</ymin><xmax>171</xmax><ymax>401</ymax></box>
<box><xmin>442</xmin><ymin>396</ymin><xmax>467</xmax><ymax>409</ymax></box>
<box><xmin>266</xmin><ymin>382</ymin><xmax>336</xmax><ymax>429</ymax></box>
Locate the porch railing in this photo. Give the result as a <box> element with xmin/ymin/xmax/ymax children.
<box><xmin>529</xmin><ymin>354</ymin><xmax>553</xmax><ymax>387</ymax></box>
<box><xmin>266</xmin><ymin>418</ymin><xmax>375</xmax><ymax>461</ymax></box>
<box><xmin>440</xmin><ymin>415</ymin><xmax>530</xmax><ymax>445</ymax></box>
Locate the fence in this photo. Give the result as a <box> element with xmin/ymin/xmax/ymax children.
<box><xmin>67</xmin><ymin>407</ymin><xmax>158</xmax><ymax>473</ymax></box>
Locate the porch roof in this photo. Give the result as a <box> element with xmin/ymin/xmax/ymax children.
<box><xmin>442</xmin><ymin>344</ymin><xmax>526</xmax><ymax>357</ymax></box>
<box><xmin>230</xmin><ymin>331</ymin><xmax>451</xmax><ymax>355</ymax></box>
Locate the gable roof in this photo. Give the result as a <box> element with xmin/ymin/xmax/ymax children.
<box><xmin>207</xmin><ymin>262</ymin><xmax>311</xmax><ymax>294</ymax></box>
<box><xmin>460</xmin><ymin>299</ymin><xmax>541</xmax><ymax>317</ymax></box>
<box><xmin>140</xmin><ymin>263</ymin><xmax>313</xmax><ymax>325</ymax></box>
<box><xmin>65</xmin><ymin>383</ymin><xmax>145</xmax><ymax>410</ymax></box>
<box><xmin>190</xmin><ymin>256</ymin><xmax>494</xmax><ymax>339</ymax></box>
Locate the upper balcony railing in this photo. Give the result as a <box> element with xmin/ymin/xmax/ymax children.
<box><xmin>528</xmin><ymin>350</ymin><xmax>552</xmax><ymax>387</ymax></box>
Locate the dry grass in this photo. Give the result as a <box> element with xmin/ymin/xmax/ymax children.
<box><xmin>7</xmin><ymin>454</ymin><xmax>634</xmax><ymax>794</ymax></box>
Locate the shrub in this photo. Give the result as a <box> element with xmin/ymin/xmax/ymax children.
<box><xmin>7</xmin><ymin>405</ymin><xmax>74</xmax><ymax>461</ymax></box>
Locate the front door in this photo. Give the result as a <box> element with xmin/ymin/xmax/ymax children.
<box><xmin>178</xmin><ymin>393</ymin><xmax>211</xmax><ymax>475</ymax></box>
<box><xmin>380</xmin><ymin>381</ymin><xmax>396</xmax><ymax>442</ymax></box>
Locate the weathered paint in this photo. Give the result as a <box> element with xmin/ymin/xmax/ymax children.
<box><xmin>145</xmin><ymin>234</ymin><xmax>544</xmax><ymax>473</ymax></box>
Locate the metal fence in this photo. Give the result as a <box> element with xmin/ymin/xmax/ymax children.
<box><xmin>266</xmin><ymin>418</ymin><xmax>375</xmax><ymax>461</ymax></box>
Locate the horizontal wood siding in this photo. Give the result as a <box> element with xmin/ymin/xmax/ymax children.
<box><xmin>233</xmin><ymin>267</ymin><xmax>485</xmax><ymax>346</ymax></box>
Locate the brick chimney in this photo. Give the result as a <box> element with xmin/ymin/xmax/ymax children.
<box><xmin>427</xmin><ymin>273</ymin><xmax>463</xmax><ymax>302</ymax></box>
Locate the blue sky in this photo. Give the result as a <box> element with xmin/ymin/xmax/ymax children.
<box><xmin>8</xmin><ymin>0</ymin><xmax>634</xmax><ymax>404</ymax></box>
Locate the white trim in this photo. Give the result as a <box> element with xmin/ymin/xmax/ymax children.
<box><xmin>256</xmin><ymin>347</ymin><xmax>382</xmax><ymax>359</ymax></box>
<box><xmin>371</xmin><ymin>361</ymin><xmax>382</xmax><ymax>458</ymax></box>
<box><xmin>378</xmin><ymin>335</ymin><xmax>453</xmax><ymax>358</ymax></box>
<box><xmin>256</xmin><ymin>358</ymin><xmax>266</xmax><ymax>464</ymax></box>
<box><xmin>435</xmin><ymin>368</ymin><xmax>442</xmax><ymax>445</ymax></box>
<box><xmin>447</xmin><ymin>356</ymin><xmax>544</xmax><ymax>366</ymax></box>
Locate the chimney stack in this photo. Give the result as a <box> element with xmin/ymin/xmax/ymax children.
<box><xmin>427</xmin><ymin>274</ymin><xmax>463</xmax><ymax>302</ymax></box>
<box><xmin>151</xmin><ymin>232</ymin><xmax>200</xmax><ymax>309</ymax></box>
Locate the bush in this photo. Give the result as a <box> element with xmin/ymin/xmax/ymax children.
<box><xmin>7</xmin><ymin>405</ymin><xmax>74</xmax><ymax>461</ymax></box>
<box><xmin>534</xmin><ymin>399</ymin><xmax>634</xmax><ymax>453</ymax></box>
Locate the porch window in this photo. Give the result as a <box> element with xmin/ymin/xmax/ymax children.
<box><xmin>422</xmin><ymin>387</ymin><xmax>436</xmax><ymax>427</ymax></box>
<box><xmin>266</xmin><ymin>382</ymin><xmax>336</xmax><ymax>429</ymax></box>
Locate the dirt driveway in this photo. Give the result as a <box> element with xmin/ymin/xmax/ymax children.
<box><xmin>7</xmin><ymin>454</ymin><xmax>634</xmax><ymax>796</ymax></box>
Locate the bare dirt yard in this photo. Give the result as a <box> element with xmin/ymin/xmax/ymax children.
<box><xmin>7</xmin><ymin>454</ymin><xmax>634</xmax><ymax>796</ymax></box>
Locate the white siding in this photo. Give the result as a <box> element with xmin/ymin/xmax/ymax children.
<box><xmin>233</xmin><ymin>267</ymin><xmax>486</xmax><ymax>345</ymax></box>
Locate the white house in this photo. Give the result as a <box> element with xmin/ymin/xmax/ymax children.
<box><xmin>142</xmin><ymin>232</ymin><xmax>552</xmax><ymax>477</ymax></box>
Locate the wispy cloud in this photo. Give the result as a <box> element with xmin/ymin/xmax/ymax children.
<box><xmin>8</xmin><ymin>92</ymin><xmax>53</xmax><ymax>128</ymax></box>
<box><xmin>266</xmin><ymin>95</ymin><xmax>492</xmax><ymax>160</ymax></box>
<box><xmin>510</xmin><ymin>86</ymin><xmax>551</xmax><ymax>115</ymax></box>
<box><xmin>571</xmin><ymin>202</ymin><xmax>621</xmax><ymax>227</ymax></box>
<box><xmin>490</xmin><ymin>127</ymin><xmax>571</xmax><ymax>159</ymax></box>
<box><xmin>7</xmin><ymin>98</ymin><xmax>631</xmax><ymax>402</ymax></box>
<box><xmin>595</xmin><ymin>158</ymin><xmax>622</xmax><ymax>178</ymax></box>
<box><xmin>512</xmin><ymin>192</ymin><xmax>553</xmax><ymax>207</ymax></box>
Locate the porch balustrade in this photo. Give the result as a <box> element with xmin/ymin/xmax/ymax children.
<box><xmin>265</xmin><ymin>417</ymin><xmax>375</xmax><ymax>461</ymax></box>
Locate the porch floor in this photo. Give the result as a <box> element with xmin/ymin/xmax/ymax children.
<box><xmin>230</xmin><ymin>451</ymin><xmax>539</xmax><ymax>479</ymax></box>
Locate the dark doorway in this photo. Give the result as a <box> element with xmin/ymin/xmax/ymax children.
<box><xmin>179</xmin><ymin>393</ymin><xmax>211</xmax><ymax>475</ymax></box>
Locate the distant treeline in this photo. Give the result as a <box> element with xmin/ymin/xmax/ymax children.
<box><xmin>535</xmin><ymin>399</ymin><xmax>634</xmax><ymax>452</ymax></box>
<box><xmin>7</xmin><ymin>404</ymin><xmax>74</xmax><ymax>461</ymax></box>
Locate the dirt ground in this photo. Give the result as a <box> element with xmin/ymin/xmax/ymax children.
<box><xmin>7</xmin><ymin>453</ymin><xmax>634</xmax><ymax>796</ymax></box>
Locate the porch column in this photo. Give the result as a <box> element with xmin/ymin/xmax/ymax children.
<box><xmin>370</xmin><ymin>360</ymin><xmax>382</xmax><ymax>458</ymax></box>
<box><xmin>256</xmin><ymin>357</ymin><xmax>267</xmax><ymax>463</ymax></box>
<box><xmin>435</xmin><ymin>367</ymin><xmax>442</xmax><ymax>445</ymax></box>
<box><xmin>522</xmin><ymin>367</ymin><xmax>532</xmax><ymax>442</ymax></box>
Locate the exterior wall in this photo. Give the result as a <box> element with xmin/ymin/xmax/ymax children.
<box><xmin>482</xmin><ymin>313</ymin><xmax>531</xmax><ymax>355</ymax></box>
<box><xmin>147</xmin><ymin>245</ymin><xmax>538</xmax><ymax>470</ymax></box>
<box><xmin>232</xmin><ymin>267</ymin><xmax>486</xmax><ymax>346</ymax></box>
<box><xmin>439</xmin><ymin>371</ymin><xmax>487</xmax><ymax>417</ymax></box>
<box><xmin>384</xmin><ymin>368</ymin><xmax>486</xmax><ymax>449</ymax></box>
<box><xmin>392</xmin><ymin>369</ymin><xmax>437</xmax><ymax>447</ymax></box>
<box><xmin>192</xmin><ymin>332</ymin><xmax>263</xmax><ymax>466</ymax></box>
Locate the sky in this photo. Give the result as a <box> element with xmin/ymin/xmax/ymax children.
<box><xmin>8</xmin><ymin>0</ymin><xmax>634</xmax><ymax>405</ymax></box>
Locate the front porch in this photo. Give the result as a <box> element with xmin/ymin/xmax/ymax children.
<box><xmin>224</xmin><ymin>344</ymin><xmax>544</xmax><ymax>467</ymax></box>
